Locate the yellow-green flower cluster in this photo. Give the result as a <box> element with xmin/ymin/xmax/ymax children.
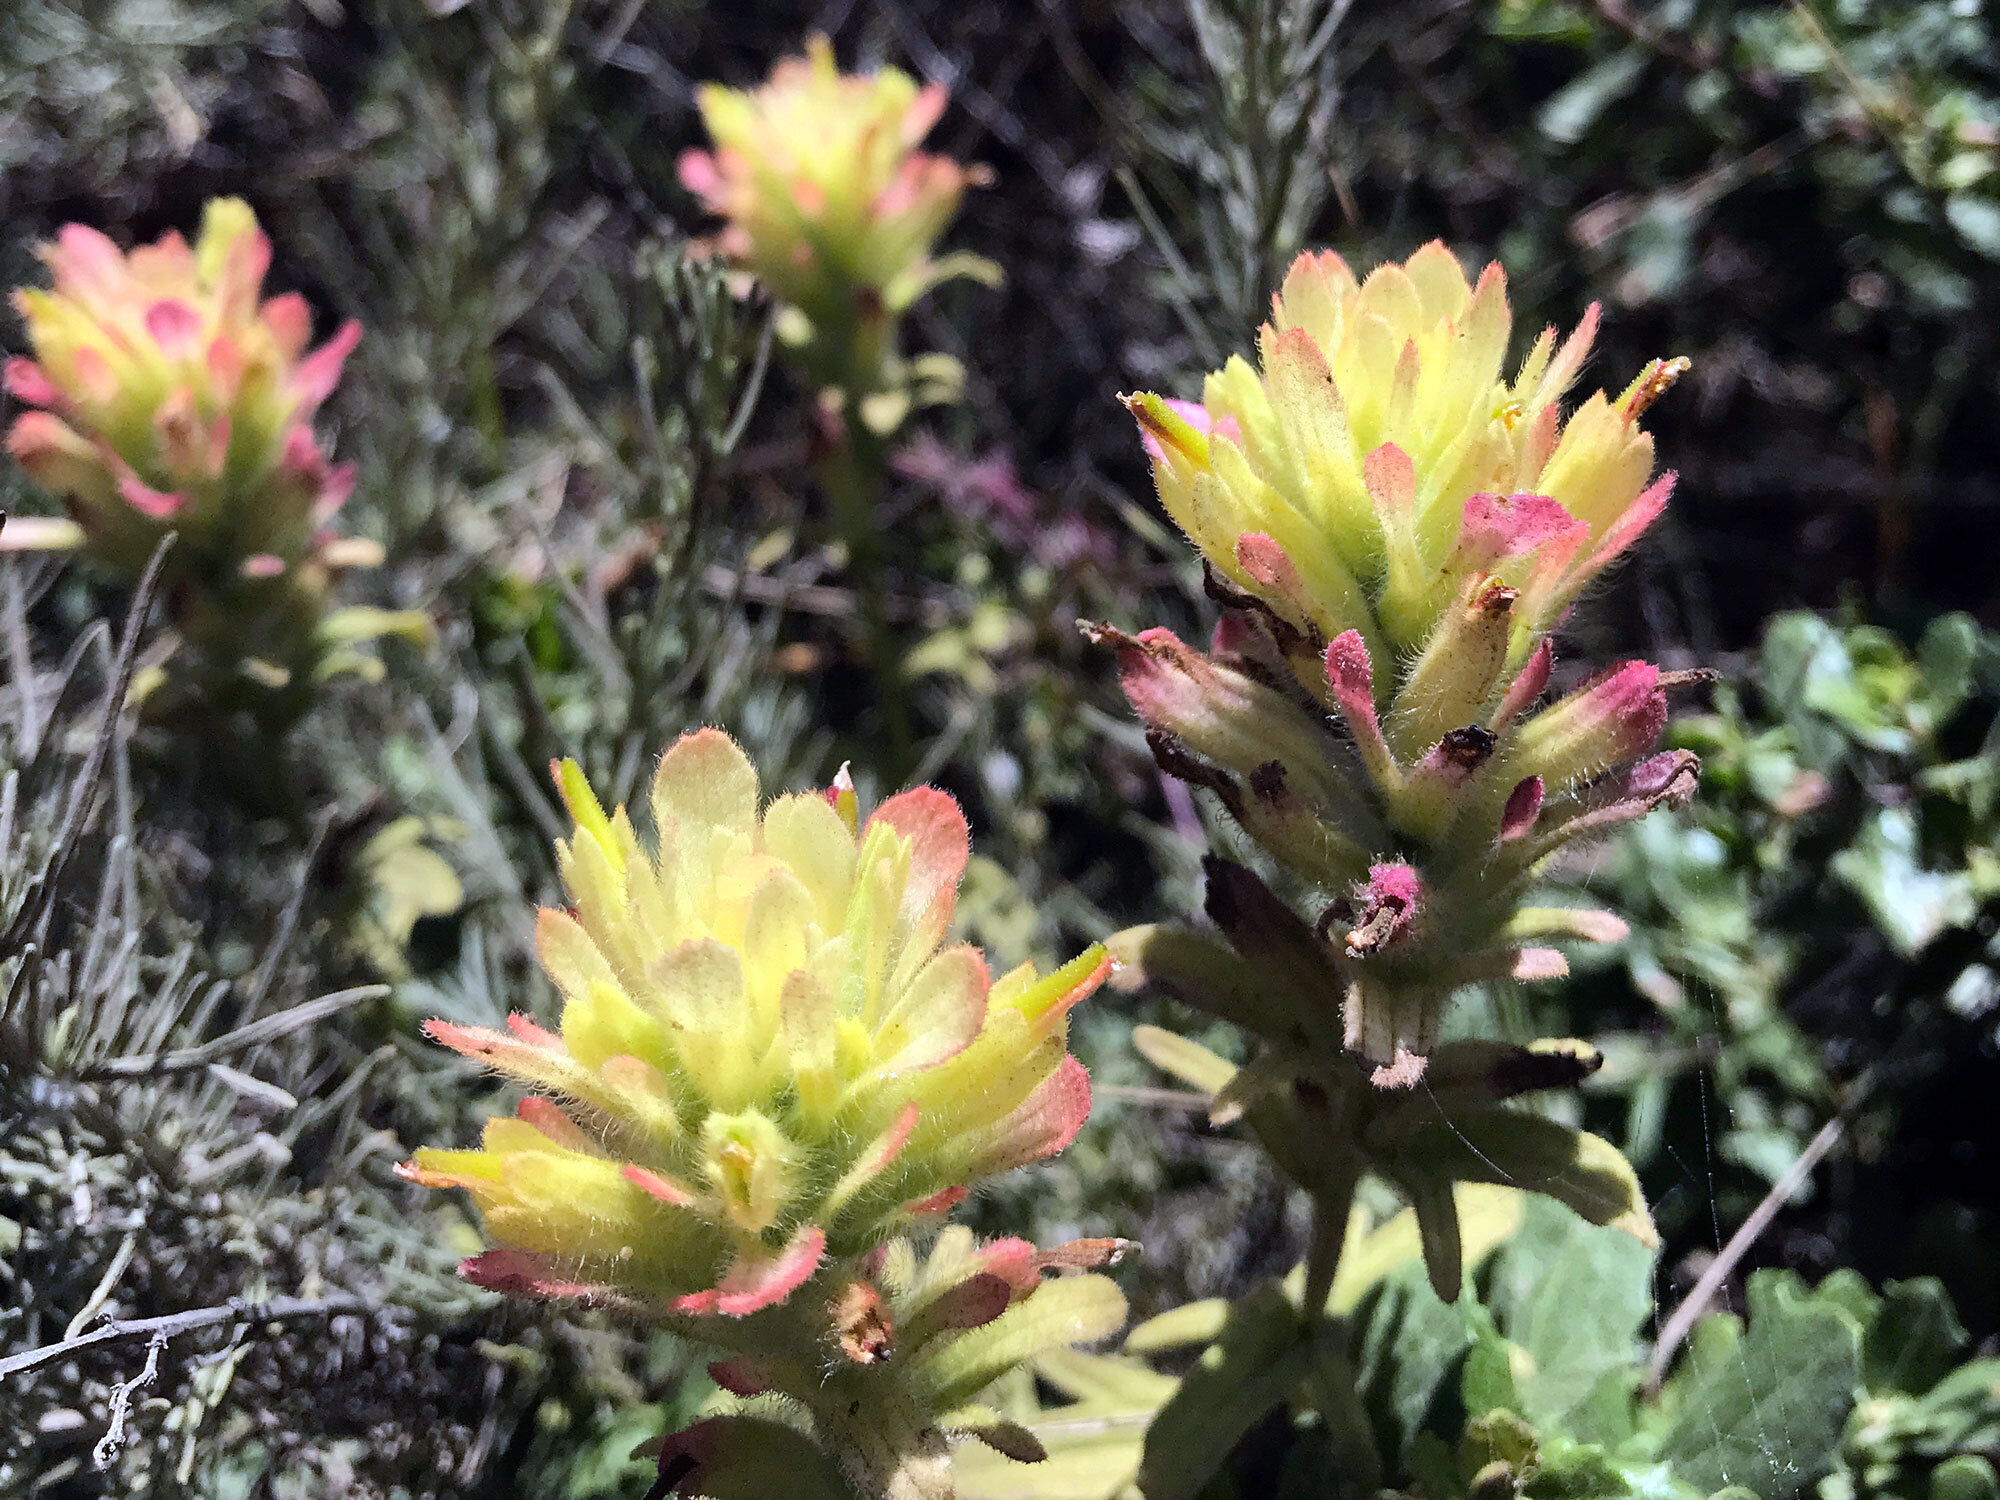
<box><xmin>1127</xmin><ymin>242</ymin><xmax>1682</xmax><ymax>681</ymax></box>
<box><xmin>5</xmin><ymin>199</ymin><xmax>368</xmax><ymax>581</ymax></box>
<box><xmin>679</xmin><ymin>35</ymin><xmax>996</xmax><ymax>413</ymax></box>
<box><xmin>406</xmin><ymin>729</ymin><xmax>1108</xmax><ymax>1318</ymax></box>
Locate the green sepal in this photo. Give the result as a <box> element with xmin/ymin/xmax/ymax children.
<box><xmin>644</xmin><ymin>1415</ymin><xmax>857</xmax><ymax>1500</ymax></box>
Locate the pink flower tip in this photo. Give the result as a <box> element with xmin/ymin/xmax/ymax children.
<box><xmin>1346</xmin><ymin>863</ymin><xmax>1423</xmax><ymax>955</ymax></box>
<box><xmin>4</xmin><ymin>358</ymin><xmax>61</xmax><ymax>408</ymax></box>
<box><xmin>145</xmin><ymin>299</ymin><xmax>203</xmax><ymax>356</ymax></box>
<box><xmin>1456</xmin><ymin>491</ymin><xmax>1586</xmax><ymax>567</ymax></box>
<box><xmin>1368</xmin><ymin>862</ymin><xmax>1422</xmax><ymax>907</ymax></box>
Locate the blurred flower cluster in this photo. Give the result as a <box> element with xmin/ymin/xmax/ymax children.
<box><xmin>3</xmin><ymin>199</ymin><xmax>420</xmax><ymax>721</ymax></box>
<box><xmin>1110</xmin><ymin>243</ymin><xmax>1698</xmax><ymax>1085</ymax></box>
<box><xmin>679</xmin><ymin>35</ymin><xmax>997</xmax><ymax>430</ymax></box>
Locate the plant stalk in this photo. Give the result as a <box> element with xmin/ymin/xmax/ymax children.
<box><xmin>819</xmin><ymin>397</ymin><xmax>913</xmax><ymax>782</ymax></box>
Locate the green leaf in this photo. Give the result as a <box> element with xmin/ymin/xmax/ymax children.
<box><xmin>1758</xmin><ymin>613</ymin><xmax>1859</xmax><ymax>768</ymax></box>
<box><xmin>1946</xmin><ymin>194</ymin><xmax>2000</xmax><ymax>260</ymax></box>
<box><xmin>1482</xmin><ymin>1197</ymin><xmax>1659</xmax><ymax>1431</ymax></box>
<box><xmin>1831</xmin><ymin>807</ymin><xmax>1977</xmax><ymax>956</ymax></box>
<box><xmin>1812</xmin><ymin>1268</ymin><xmax>1881</xmax><ymax>1332</ymax></box>
<box><xmin>1392</xmin><ymin>1110</ymin><xmax>1658</xmax><ymax>1251</ymax></box>
<box><xmin>1538</xmin><ymin>48</ymin><xmax>1648</xmax><ymax>144</ymax></box>
<box><xmin>1526</xmin><ymin>1434</ymin><xmax>1648</xmax><ymax>1499</ymax></box>
<box><xmin>1301</xmin><ymin>1332</ymin><xmax>1384</xmax><ymax>1490</ymax></box>
<box><xmin>1124</xmin><ymin>1298</ymin><xmax>1230</xmax><ymax>1355</ymax></box>
<box><xmin>1351</xmin><ymin>1270</ymin><xmax>1480</xmax><ymax>1461</ymax></box>
<box><xmin>1106</xmin><ymin>923</ymin><xmax>1312</xmax><ymax>1050</ymax></box>
<box><xmin>1658</xmin><ymin>1271</ymin><xmax>1861</xmax><ymax>1497</ymax></box>
<box><xmin>1931</xmin><ymin>1455</ymin><xmax>2000</xmax><ymax>1500</ymax></box>
<box><xmin>1131</xmin><ymin>1024</ymin><xmax>1237</xmax><ymax>1098</ymax></box>
<box><xmin>1865</xmin><ymin>1279</ymin><xmax>1968</xmax><ymax>1395</ymax></box>
<box><xmin>653</xmin><ymin>1416</ymin><xmax>856</xmax><ymax>1500</ymax></box>
<box><xmin>952</xmin><ymin>1351</ymin><xmax>1171</xmax><ymax>1500</ymax></box>
<box><xmin>1915</xmin><ymin>614</ymin><xmax>1980</xmax><ymax>726</ymax></box>
<box><xmin>1137</xmin><ymin>1285</ymin><xmax>1308</xmax><ymax>1500</ymax></box>
<box><xmin>318</xmin><ymin>604</ymin><xmax>436</xmax><ymax>648</ymax></box>
<box><xmin>1906</xmin><ymin>1359</ymin><xmax>2000</xmax><ymax>1456</ymax></box>
<box><xmin>1284</xmin><ymin>1184</ymin><xmax>1528</xmax><ymax>1319</ymax></box>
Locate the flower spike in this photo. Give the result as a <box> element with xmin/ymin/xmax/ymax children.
<box><xmin>1107</xmin><ymin>242</ymin><xmax>1702</xmax><ymax>1081</ymax></box>
<box><xmin>410</xmin><ymin>732</ymin><xmax>1127</xmax><ymax>1499</ymax></box>
<box><xmin>679</xmin><ymin>36</ymin><xmax>997</xmax><ymax>412</ymax></box>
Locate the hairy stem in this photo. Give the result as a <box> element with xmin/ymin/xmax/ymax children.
<box><xmin>819</xmin><ymin>1378</ymin><xmax>955</xmax><ymax>1500</ymax></box>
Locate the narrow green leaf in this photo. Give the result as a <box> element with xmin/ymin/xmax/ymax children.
<box><xmin>1136</xmin><ymin>1286</ymin><xmax>1308</xmax><ymax>1500</ymax></box>
<box><xmin>1106</xmin><ymin>921</ymin><xmax>1313</xmax><ymax>1049</ymax></box>
<box><xmin>1396</xmin><ymin>1110</ymin><xmax>1658</xmax><ymax>1250</ymax></box>
<box><xmin>1130</xmin><ymin>1023</ymin><xmax>1237</xmax><ymax>1098</ymax></box>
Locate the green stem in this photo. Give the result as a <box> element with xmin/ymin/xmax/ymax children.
<box><xmin>818</xmin><ymin>400</ymin><xmax>912</xmax><ymax>782</ymax></box>
<box><xmin>817</xmin><ymin>1373</ymin><xmax>955</xmax><ymax>1500</ymax></box>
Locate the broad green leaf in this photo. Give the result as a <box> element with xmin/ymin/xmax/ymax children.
<box><xmin>1931</xmin><ymin>1455</ymin><xmax>2000</xmax><ymax>1500</ymax></box>
<box><xmin>1866</xmin><ymin>1279</ymin><xmax>1968</xmax><ymax>1395</ymax></box>
<box><xmin>1658</xmin><ymin>1270</ymin><xmax>1861</xmax><ymax>1497</ymax></box>
<box><xmin>1907</xmin><ymin>1359</ymin><xmax>2000</xmax><ymax>1456</ymax></box>
<box><xmin>1831</xmin><ymin>807</ymin><xmax>1977</xmax><ymax>957</ymax></box>
<box><xmin>1915</xmin><ymin>614</ymin><xmax>1980</xmax><ymax>726</ymax></box>
<box><xmin>1482</xmin><ymin>1197</ymin><xmax>1659</xmax><ymax>1430</ymax></box>
<box><xmin>1351</xmin><ymin>1269</ymin><xmax>1480</xmax><ymax>1461</ymax></box>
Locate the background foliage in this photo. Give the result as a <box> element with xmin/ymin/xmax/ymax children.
<box><xmin>3</xmin><ymin>0</ymin><xmax>1999</xmax><ymax>1495</ymax></box>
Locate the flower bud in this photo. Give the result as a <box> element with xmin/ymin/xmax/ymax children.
<box><xmin>1509</xmin><ymin>661</ymin><xmax>1668</xmax><ymax>791</ymax></box>
<box><xmin>1387</xmin><ymin>574</ymin><xmax>1519</xmax><ymax>763</ymax></box>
